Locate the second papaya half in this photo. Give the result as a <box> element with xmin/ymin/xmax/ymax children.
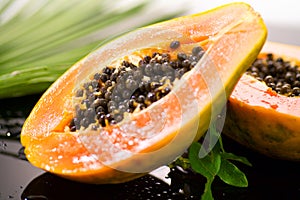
<box><xmin>223</xmin><ymin>41</ymin><xmax>300</xmax><ymax>161</ymax></box>
<box><xmin>21</xmin><ymin>2</ymin><xmax>267</xmax><ymax>184</ymax></box>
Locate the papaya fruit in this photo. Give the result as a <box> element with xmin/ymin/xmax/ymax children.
<box><xmin>223</xmin><ymin>41</ymin><xmax>300</xmax><ymax>161</ymax></box>
<box><xmin>21</xmin><ymin>2</ymin><xmax>267</xmax><ymax>184</ymax></box>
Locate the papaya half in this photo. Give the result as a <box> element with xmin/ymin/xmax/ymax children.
<box><xmin>21</xmin><ymin>2</ymin><xmax>267</xmax><ymax>184</ymax></box>
<box><xmin>223</xmin><ymin>41</ymin><xmax>300</xmax><ymax>161</ymax></box>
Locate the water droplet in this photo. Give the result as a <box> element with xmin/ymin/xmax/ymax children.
<box><xmin>0</xmin><ymin>140</ymin><xmax>7</xmax><ymax>151</ymax></box>
<box><xmin>128</xmin><ymin>140</ymin><xmax>134</xmax><ymax>146</ymax></box>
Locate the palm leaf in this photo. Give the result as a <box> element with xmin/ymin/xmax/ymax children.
<box><xmin>0</xmin><ymin>0</ymin><xmax>192</xmax><ymax>98</ymax></box>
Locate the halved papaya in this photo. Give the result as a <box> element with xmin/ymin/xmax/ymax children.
<box><xmin>21</xmin><ymin>2</ymin><xmax>267</xmax><ymax>184</ymax></box>
<box><xmin>223</xmin><ymin>41</ymin><xmax>300</xmax><ymax>161</ymax></box>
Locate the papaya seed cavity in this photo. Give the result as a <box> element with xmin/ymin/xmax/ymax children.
<box><xmin>247</xmin><ymin>53</ymin><xmax>300</xmax><ymax>97</ymax></box>
<box><xmin>69</xmin><ymin>42</ymin><xmax>205</xmax><ymax>131</ymax></box>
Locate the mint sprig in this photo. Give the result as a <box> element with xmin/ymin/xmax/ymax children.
<box><xmin>189</xmin><ymin>141</ymin><xmax>220</xmax><ymax>199</ymax></box>
<box><xmin>170</xmin><ymin>124</ymin><xmax>251</xmax><ymax>200</ymax></box>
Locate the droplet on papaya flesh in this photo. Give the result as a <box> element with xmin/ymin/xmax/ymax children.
<box><xmin>246</xmin><ymin>53</ymin><xmax>300</xmax><ymax>97</ymax></box>
<box><xmin>69</xmin><ymin>41</ymin><xmax>205</xmax><ymax>131</ymax></box>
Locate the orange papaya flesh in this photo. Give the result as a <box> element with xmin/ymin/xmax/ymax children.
<box><xmin>223</xmin><ymin>41</ymin><xmax>300</xmax><ymax>161</ymax></box>
<box><xmin>21</xmin><ymin>2</ymin><xmax>267</xmax><ymax>184</ymax></box>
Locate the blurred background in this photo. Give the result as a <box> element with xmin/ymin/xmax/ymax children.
<box><xmin>187</xmin><ymin>0</ymin><xmax>300</xmax><ymax>46</ymax></box>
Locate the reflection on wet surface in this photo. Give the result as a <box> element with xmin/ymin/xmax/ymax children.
<box><xmin>21</xmin><ymin>172</ymin><xmax>187</xmax><ymax>200</ymax></box>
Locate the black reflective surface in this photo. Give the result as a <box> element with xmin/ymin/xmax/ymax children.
<box><xmin>1</xmin><ymin>94</ymin><xmax>300</xmax><ymax>200</ymax></box>
<box><xmin>21</xmin><ymin>171</ymin><xmax>188</xmax><ymax>200</ymax></box>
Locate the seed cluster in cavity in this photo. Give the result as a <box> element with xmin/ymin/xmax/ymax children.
<box><xmin>247</xmin><ymin>53</ymin><xmax>300</xmax><ymax>97</ymax></box>
<box><xmin>69</xmin><ymin>41</ymin><xmax>205</xmax><ymax>131</ymax></box>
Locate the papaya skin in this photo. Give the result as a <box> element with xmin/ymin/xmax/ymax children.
<box><xmin>223</xmin><ymin>41</ymin><xmax>300</xmax><ymax>161</ymax></box>
<box><xmin>21</xmin><ymin>2</ymin><xmax>267</xmax><ymax>184</ymax></box>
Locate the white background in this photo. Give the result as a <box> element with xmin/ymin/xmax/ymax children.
<box><xmin>186</xmin><ymin>0</ymin><xmax>300</xmax><ymax>46</ymax></box>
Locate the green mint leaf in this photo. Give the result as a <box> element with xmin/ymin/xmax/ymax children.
<box><xmin>201</xmin><ymin>179</ymin><xmax>214</xmax><ymax>200</ymax></box>
<box><xmin>189</xmin><ymin>142</ymin><xmax>221</xmax><ymax>179</ymax></box>
<box><xmin>220</xmin><ymin>152</ymin><xmax>252</xmax><ymax>166</ymax></box>
<box><xmin>189</xmin><ymin>141</ymin><xmax>221</xmax><ymax>199</ymax></box>
<box><xmin>217</xmin><ymin>159</ymin><xmax>248</xmax><ymax>187</ymax></box>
